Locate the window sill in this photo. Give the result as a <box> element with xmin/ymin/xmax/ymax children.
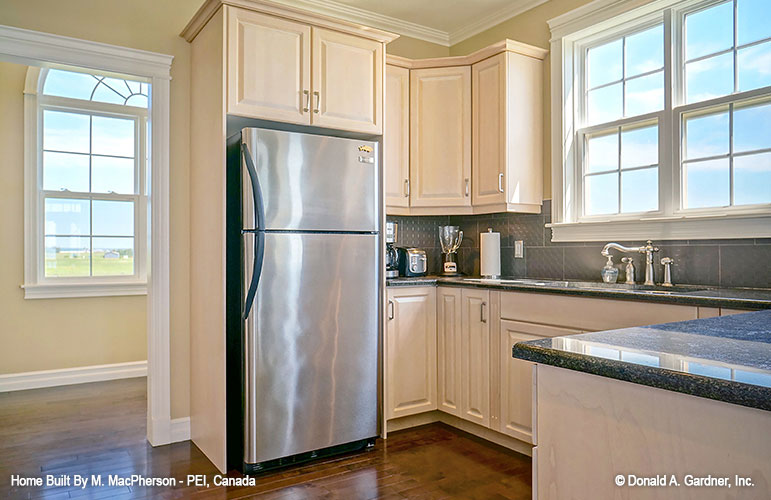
<box><xmin>22</xmin><ymin>281</ymin><xmax>148</xmax><ymax>299</ymax></box>
<box><xmin>547</xmin><ymin>214</ymin><xmax>771</xmax><ymax>242</ymax></box>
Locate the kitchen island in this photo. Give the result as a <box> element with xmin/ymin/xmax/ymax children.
<box><xmin>513</xmin><ymin>310</ymin><xmax>771</xmax><ymax>499</ymax></box>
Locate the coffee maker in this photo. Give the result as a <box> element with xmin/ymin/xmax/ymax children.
<box><xmin>385</xmin><ymin>222</ymin><xmax>399</xmax><ymax>278</ymax></box>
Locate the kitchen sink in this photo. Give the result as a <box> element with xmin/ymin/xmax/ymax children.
<box><xmin>459</xmin><ymin>278</ymin><xmax>706</xmax><ymax>294</ymax></box>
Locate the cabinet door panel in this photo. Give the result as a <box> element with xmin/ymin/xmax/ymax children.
<box><xmin>227</xmin><ymin>9</ymin><xmax>310</xmax><ymax>124</ymax></box>
<box><xmin>472</xmin><ymin>53</ymin><xmax>507</xmax><ymax>206</ymax></box>
<box><xmin>386</xmin><ymin>288</ymin><xmax>437</xmax><ymax>419</ymax></box>
<box><xmin>385</xmin><ymin>65</ymin><xmax>410</xmax><ymax>208</ymax></box>
<box><xmin>312</xmin><ymin>27</ymin><xmax>382</xmax><ymax>134</ymax></box>
<box><xmin>499</xmin><ymin>320</ymin><xmax>582</xmax><ymax>444</ymax></box>
<box><xmin>461</xmin><ymin>289</ymin><xmax>490</xmax><ymax>426</ymax></box>
<box><xmin>410</xmin><ymin>67</ymin><xmax>471</xmax><ymax>207</ymax></box>
<box><xmin>437</xmin><ymin>287</ymin><xmax>462</xmax><ymax>417</ymax></box>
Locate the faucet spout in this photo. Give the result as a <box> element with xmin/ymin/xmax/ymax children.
<box><xmin>601</xmin><ymin>242</ymin><xmax>642</xmax><ymax>257</ymax></box>
<box><xmin>601</xmin><ymin>240</ymin><xmax>659</xmax><ymax>285</ymax></box>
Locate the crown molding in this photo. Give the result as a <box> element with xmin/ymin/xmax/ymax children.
<box><xmin>448</xmin><ymin>0</ymin><xmax>550</xmax><ymax>46</ymax></box>
<box><xmin>257</xmin><ymin>0</ymin><xmax>549</xmax><ymax>47</ymax></box>
<box><xmin>279</xmin><ymin>0</ymin><xmax>447</xmax><ymax>45</ymax></box>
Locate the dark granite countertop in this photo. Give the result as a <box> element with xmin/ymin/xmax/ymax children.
<box><xmin>513</xmin><ymin>310</ymin><xmax>771</xmax><ymax>411</ymax></box>
<box><xmin>386</xmin><ymin>276</ymin><xmax>771</xmax><ymax>310</ymax></box>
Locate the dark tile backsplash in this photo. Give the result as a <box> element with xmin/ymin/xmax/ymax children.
<box><xmin>387</xmin><ymin>201</ymin><xmax>771</xmax><ymax>288</ymax></box>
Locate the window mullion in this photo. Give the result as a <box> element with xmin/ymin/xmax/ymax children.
<box><xmin>663</xmin><ymin>8</ymin><xmax>676</xmax><ymax>217</ymax></box>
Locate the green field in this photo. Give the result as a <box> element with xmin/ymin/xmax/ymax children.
<box><xmin>45</xmin><ymin>251</ymin><xmax>134</xmax><ymax>277</ymax></box>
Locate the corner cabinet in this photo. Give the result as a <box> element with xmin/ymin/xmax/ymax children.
<box><xmin>386</xmin><ymin>287</ymin><xmax>437</xmax><ymax>419</ymax></box>
<box><xmin>410</xmin><ymin>66</ymin><xmax>472</xmax><ymax>208</ymax></box>
<box><xmin>385</xmin><ymin>64</ymin><xmax>410</xmax><ymax>207</ymax></box>
<box><xmin>384</xmin><ymin>40</ymin><xmax>547</xmax><ymax>216</ymax></box>
<box><xmin>437</xmin><ymin>287</ymin><xmax>462</xmax><ymax>416</ymax></box>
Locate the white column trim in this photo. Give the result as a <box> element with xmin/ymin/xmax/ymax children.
<box><xmin>0</xmin><ymin>24</ymin><xmax>175</xmax><ymax>445</ymax></box>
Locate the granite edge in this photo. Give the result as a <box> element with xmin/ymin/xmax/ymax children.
<box><xmin>512</xmin><ymin>342</ymin><xmax>771</xmax><ymax>413</ymax></box>
<box><xmin>386</xmin><ymin>278</ymin><xmax>771</xmax><ymax>310</ymax></box>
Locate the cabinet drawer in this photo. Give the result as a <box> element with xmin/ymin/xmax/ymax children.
<box><xmin>500</xmin><ymin>291</ymin><xmax>697</xmax><ymax>331</ymax></box>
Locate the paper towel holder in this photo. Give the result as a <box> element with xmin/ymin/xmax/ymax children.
<box><xmin>481</xmin><ymin>228</ymin><xmax>501</xmax><ymax>279</ymax></box>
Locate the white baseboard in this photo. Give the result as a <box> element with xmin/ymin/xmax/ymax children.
<box><xmin>170</xmin><ymin>417</ymin><xmax>191</xmax><ymax>443</ymax></box>
<box><xmin>0</xmin><ymin>360</ymin><xmax>147</xmax><ymax>392</ymax></box>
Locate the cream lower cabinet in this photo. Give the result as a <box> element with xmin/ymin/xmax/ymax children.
<box><xmin>437</xmin><ymin>287</ymin><xmax>462</xmax><ymax>417</ymax></box>
<box><xmin>460</xmin><ymin>288</ymin><xmax>491</xmax><ymax>427</ymax></box>
<box><xmin>386</xmin><ymin>287</ymin><xmax>437</xmax><ymax>419</ymax></box>
<box><xmin>410</xmin><ymin>66</ymin><xmax>471</xmax><ymax>208</ymax></box>
<box><xmin>498</xmin><ymin>321</ymin><xmax>582</xmax><ymax>444</ymax></box>
<box><xmin>222</xmin><ymin>6</ymin><xmax>388</xmax><ymax>134</ymax></box>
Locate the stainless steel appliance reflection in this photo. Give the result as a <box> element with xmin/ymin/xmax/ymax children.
<box><xmin>230</xmin><ymin>128</ymin><xmax>380</xmax><ymax>474</ymax></box>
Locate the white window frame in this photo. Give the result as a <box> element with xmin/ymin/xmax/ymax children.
<box><xmin>23</xmin><ymin>66</ymin><xmax>148</xmax><ymax>298</ymax></box>
<box><xmin>548</xmin><ymin>0</ymin><xmax>771</xmax><ymax>242</ymax></box>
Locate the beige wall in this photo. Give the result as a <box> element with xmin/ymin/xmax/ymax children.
<box><xmin>449</xmin><ymin>0</ymin><xmax>594</xmax><ymax>199</ymax></box>
<box><xmin>0</xmin><ymin>0</ymin><xmax>197</xmax><ymax>419</ymax></box>
<box><xmin>0</xmin><ymin>62</ymin><xmax>148</xmax><ymax>375</ymax></box>
<box><xmin>387</xmin><ymin>35</ymin><xmax>450</xmax><ymax>59</ymax></box>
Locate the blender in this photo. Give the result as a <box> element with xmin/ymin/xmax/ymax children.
<box><xmin>439</xmin><ymin>225</ymin><xmax>463</xmax><ymax>276</ymax></box>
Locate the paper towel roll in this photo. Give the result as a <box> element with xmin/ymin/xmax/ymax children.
<box><xmin>480</xmin><ymin>228</ymin><xmax>501</xmax><ymax>278</ymax></box>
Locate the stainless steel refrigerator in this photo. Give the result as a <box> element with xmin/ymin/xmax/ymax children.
<box><xmin>226</xmin><ymin>127</ymin><xmax>381</xmax><ymax>474</ymax></box>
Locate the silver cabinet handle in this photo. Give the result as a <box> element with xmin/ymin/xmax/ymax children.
<box><xmin>465</xmin><ymin>178</ymin><xmax>470</xmax><ymax>197</ymax></box>
<box><xmin>388</xmin><ymin>300</ymin><xmax>394</xmax><ymax>320</ymax></box>
<box><xmin>498</xmin><ymin>173</ymin><xmax>504</xmax><ymax>193</ymax></box>
<box><xmin>302</xmin><ymin>90</ymin><xmax>310</xmax><ymax>112</ymax></box>
<box><xmin>481</xmin><ymin>301</ymin><xmax>487</xmax><ymax>323</ymax></box>
<box><xmin>313</xmin><ymin>91</ymin><xmax>320</xmax><ymax>114</ymax></box>
<box><xmin>404</xmin><ymin>179</ymin><xmax>410</xmax><ymax>198</ymax></box>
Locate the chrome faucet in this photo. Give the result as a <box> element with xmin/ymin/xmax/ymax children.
<box><xmin>601</xmin><ymin>240</ymin><xmax>660</xmax><ymax>286</ymax></box>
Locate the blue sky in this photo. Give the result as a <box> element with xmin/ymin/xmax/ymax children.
<box><xmin>585</xmin><ymin>0</ymin><xmax>771</xmax><ymax>214</ymax></box>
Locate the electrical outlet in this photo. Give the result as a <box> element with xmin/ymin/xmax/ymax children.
<box><xmin>514</xmin><ymin>240</ymin><xmax>524</xmax><ymax>258</ymax></box>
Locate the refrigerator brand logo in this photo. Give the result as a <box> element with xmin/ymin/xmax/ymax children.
<box><xmin>357</xmin><ymin>145</ymin><xmax>373</xmax><ymax>153</ymax></box>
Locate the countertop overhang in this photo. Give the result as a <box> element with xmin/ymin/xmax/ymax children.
<box><xmin>513</xmin><ymin>310</ymin><xmax>771</xmax><ymax>412</ymax></box>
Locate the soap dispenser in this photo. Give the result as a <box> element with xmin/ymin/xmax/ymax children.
<box><xmin>601</xmin><ymin>255</ymin><xmax>619</xmax><ymax>283</ymax></box>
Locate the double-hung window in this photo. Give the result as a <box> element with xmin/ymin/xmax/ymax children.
<box><xmin>551</xmin><ymin>0</ymin><xmax>771</xmax><ymax>241</ymax></box>
<box><xmin>23</xmin><ymin>66</ymin><xmax>149</xmax><ymax>298</ymax></box>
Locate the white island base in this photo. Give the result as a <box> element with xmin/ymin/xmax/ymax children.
<box><xmin>533</xmin><ymin>364</ymin><xmax>771</xmax><ymax>499</ymax></box>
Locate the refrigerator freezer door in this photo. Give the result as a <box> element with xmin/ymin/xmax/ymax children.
<box><xmin>242</xmin><ymin>128</ymin><xmax>378</xmax><ymax>232</ymax></box>
<box><xmin>244</xmin><ymin>232</ymin><xmax>379</xmax><ymax>465</ymax></box>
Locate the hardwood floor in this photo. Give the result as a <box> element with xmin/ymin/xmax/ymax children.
<box><xmin>0</xmin><ymin>378</ymin><xmax>532</xmax><ymax>499</ymax></box>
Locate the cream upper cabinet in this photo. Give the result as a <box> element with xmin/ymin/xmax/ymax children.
<box><xmin>227</xmin><ymin>9</ymin><xmax>311</xmax><ymax>125</ymax></box>
<box><xmin>311</xmin><ymin>27</ymin><xmax>383</xmax><ymax>134</ymax></box>
<box><xmin>386</xmin><ymin>287</ymin><xmax>437</xmax><ymax>420</ymax></box>
<box><xmin>410</xmin><ymin>66</ymin><xmax>471</xmax><ymax>208</ymax></box>
<box><xmin>472</xmin><ymin>51</ymin><xmax>544</xmax><ymax>213</ymax></box>
<box><xmin>460</xmin><ymin>288</ymin><xmax>490</xmax><ymax>427</ymax></box>
<box><xmin>385</xmin><ymin>64</ymin><xmax>410</xmax><ymax>207</ymax></box>
<box><xmin>222</xmin><ymin>7</ymin><xmax>388</xmax><ymax>133</ymax></box>
<box><xmin>437</xmin><ymin>287</ymin><xmax>462</xmax><ymax>417</ymax></box>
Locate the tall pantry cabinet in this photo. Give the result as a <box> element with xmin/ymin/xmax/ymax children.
<box><xmin>182</xmin><ymin>0</ymin><xmax>396</xmax><ymax>473</ymax></box>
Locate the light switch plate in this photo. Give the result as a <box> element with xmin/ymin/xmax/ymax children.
<box><xmin>515</xmin><ymin>240</ymin><xmax>524</xmax><ymax>258</ymax></box>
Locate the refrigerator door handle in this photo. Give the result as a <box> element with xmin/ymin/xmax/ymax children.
<box><xmin>243</xmin><ymin>230</ymin><xmax>265</xmax><ymax>321</ymax></box>
<box><xmin>241</xmin><ymin>141</ymin><xmax>266</xmax><ymax>230</ymax></box>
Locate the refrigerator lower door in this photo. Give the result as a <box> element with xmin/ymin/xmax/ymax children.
<box><xmin>244</xmin><ymin>232</ymin><xmax>379</xmax><ymax>465</ymax></box>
